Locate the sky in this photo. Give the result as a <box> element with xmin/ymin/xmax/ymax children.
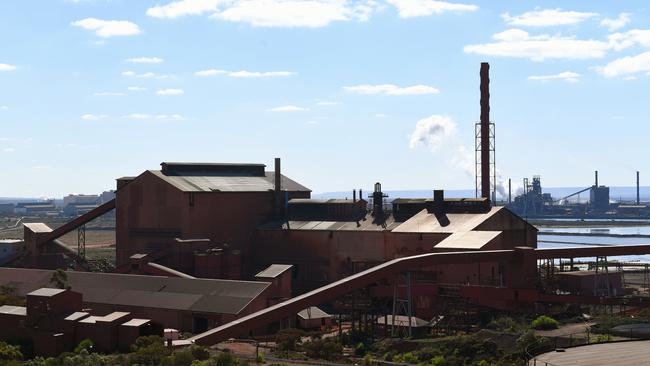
<box><xmin>1</xmin><ymin>0</ymin><xmax>650</xmax><ymax>198</ymax></box>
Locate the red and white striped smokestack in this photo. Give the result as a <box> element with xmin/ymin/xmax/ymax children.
<box><xmin>480</xmin><ymin>62</ymin><xmax>491</xmax><ymax>200</ymax></box>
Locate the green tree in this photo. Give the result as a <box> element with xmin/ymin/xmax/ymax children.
<box><xmin>49</xmin><ymin>269</ymin><xmax>71</xmax><ymax>290</ymax></box>
<box><xmin>129</xmin><ymin>335</ymin><xmax>170</xmax><ymax>366</ymax></box>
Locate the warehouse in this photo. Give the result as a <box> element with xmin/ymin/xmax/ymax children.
<box><xmin>0</xmin><ymin>268</ymin><xmax>273</xmax><ymax>333</ymax></box>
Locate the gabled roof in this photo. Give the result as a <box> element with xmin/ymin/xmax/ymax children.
<box><xmin>376</xmin><ymin>315</ymin><xmax>430</xmax><ymax>328</ymax></box>
<box><xmin>0</xmin><ymin>268</ymin><xmax>271</xmax><ymax>315</ymax></box>
<box><xmin>391</xmin><ymin>206</ymin><xmax>504</xmax><ymax>233</ymax></box>
<box><xmin>297</xmin><ymin>306</ymin><xmax>330</xmax><ymax>320</ymax></box>
<box><xmin>434</xmin><ymin>231</ymin><xmax>501</xmax><ymax>250</ymax></box>
<box><xmin>259</xmin><ymin>212</ymin><xmax>401</xmax><ymax>232</ymax></box>
<box><xmin>255</xmin><ymin>264</ymin><xmax>293</xmax><ymax>279</ymax></box>
<box><xmin>149</xmin><ymin>170</ymin><xmax>310</xmax><ymax>193</ymax></box>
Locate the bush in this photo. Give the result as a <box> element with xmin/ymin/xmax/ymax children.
<box><xmin>487</xmin><ymin>316</ymin><xmax>521</xmax><ymax>333</ymax></box>
<box><xmin>531</xmin><ymin>316</ymin><xmax>559</xmax><ymax>330</ymax></box>
<box><xmin>363</xmin><ymin>354</ymin><xmax>372</xmax><ymax>366</ymax></box>
<box><xmin>0</xmin><ymin>342</ymin><xmax>23</xmax><ymax>361</ymax></box>
<box><xmin>215</xmin><ymin>351</ymin><xmax>239</xmax><ymax>366</ymax></box>
<box><xmin>402</xmin><ymin>352</ymin><xmax>418</xmax><ymax>364</ymax></box>
<box><xmin>74</xmin><ymin>339</ymin><xmax>94</xmax><ymax>354</ymax></box>
<box><xmin>302</xmin><ymin>338</ymin><xmax>342</xmax><ymax>361</ymax></box>
<box><xmin>355</xmin><ymin>342</ymin><xmax>366</xmax><ymax>356</ymax></box>
<box><xmin>430</xmin><ymin>355</ymin><xmax>444</xmax><ymax>366</ymax></box>
<box><xmin>129</xmin><ymin>335</ymin><xmax>170</xmax><ymax>366</ymax></box>
<box><xmin>190</xmin><ymin>345</ymin><xmax>211</xmax><ymax>361</ymax></box>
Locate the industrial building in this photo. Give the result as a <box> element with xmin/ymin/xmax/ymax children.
<box><xmin>0</xmin><ymin>267</ymin><xmax>278</xmax><ymax>334</ymax></box>
<box><xmin>11</xmin><ymin>62</ymin><xmax>650</xmax><ymax>351</ymax></box>
<box><xmin>0</xmin><ymin>287</ymin><xmax>161</xmax><ymax>356</ymax></box>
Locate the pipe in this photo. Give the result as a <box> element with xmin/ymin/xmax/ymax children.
<box><xmin>353</xmin><ymin>189</ymin><xmax>357</xmax><ymax>203</ymax></box>
<box><xmin>595</xmin><ymin>170</ymin><xmax>599</xmax><ymax>187</ymax></box>
<box><xmin>480</xmin><ymin>62</ymin><xmax>491</xmax><ymax>200</ymax></box>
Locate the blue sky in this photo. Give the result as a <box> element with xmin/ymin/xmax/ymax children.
<box><xmin>1</xmin><ymin>0</ymin><xmax>649</xmax><ymax>198</ymax></box>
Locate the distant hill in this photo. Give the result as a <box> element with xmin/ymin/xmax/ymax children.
<box><xmin>313</xmin><ymin>186</ymin><xmax>650</xmax><ymax>203</ymax></box>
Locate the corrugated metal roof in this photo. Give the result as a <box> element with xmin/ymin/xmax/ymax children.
<box><xmin>28</xmin><ymin>288</ymin><xmax>66</xmax><ymax>297</ymax></box>
<box><xmin>255</xmin><ymin>264</ymin><xmax>293</xmax><ymax>278</ymax></box>
<box><xmin>0</xmin><ymin>305</ymin><xmax>26</xmax><ymax>316</ymax></box>
<box><xmin>391</xmin><ymin>206</ymin><xmax>503</xmax><ymax>233</ymax></box>
<box><xmin>149</xmin><ymin>170</ymin><xmax>310</xmax><ymax>193</ymax></box>
<box><xmin>0</xmin><ymin>268</ymin><xmax>271</xmax><ymax>315</ymax></box>
<box><xmin>434</xmin><ymin>231</ymin><xmax>501</xmax><ymax>250</ymax></box>
<box><xmin>23</xmin><ymin>223</ymin><xmax>52</xmax><ymax>233</ymax></box>
<box><xmin>122</xmin><ymin>318</ymin><xmax>151</xmax><ymax>327</ymax></box>
<box><xmin>260</xmin><ymin>212</ymin><xmax>400</xmax><ymax>232</ymax></box>
<box><xmin>297</xmin><ymin>306</ymin><xmax>330</xmax><ymax>320</ymax></box>
<box><xmin>376</xmin><ymin>315</ymin><xmax>430</xmax><ymax>328</ymax></box>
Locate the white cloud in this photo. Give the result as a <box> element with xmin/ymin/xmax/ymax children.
<box><xmin>147</xmin><ymin>0</ymin><xmax>221</xmax><ymax>18</ymax></box>
<box><xmin>194</xmin><ymin>68</ymin><xmax>295</xmax><ymax>77</ymax></box>
<box><xmin>306</xmin><ymin>120</ymin><xmax>319</xmax><ymax>125</ymax></box>
<box><xmin>464</xmin><ymin>29</ymin><xmax>609</xmax><ymax>61</ymax></box>
<box><xmin>126</xmin><ymin>57</ymin><xmax>164</xmax><ymax>64</ymax></box>
<box><xmin>2</xmin><ymin>148</ymin><xmax>15</xmax><ymax>153</ymax></box>
<box><xmin>127</xmin><ymin>86</ymin><xmax>147</xmax><ymax>91</ymax></box>
<box><xmin>0</xmin><ymin>106</ymin><xmax>8</xmax><ymax>111</ymax></box>
<box><xmin>527</xmin><ymin>71</ymin><xmax>580</xmax><ymax>83</ymax></box>
<box><xmin>148</xmin><ymin>0</ymin><xmax>379</xmax><ymax>27</ymax></box>
<box><xmin>608</xmin><ymin>29</ymin><xmax>650</xmax><ymax>51</ymax></box>
<box><xmin>0</xmin><ymin>63</ymin><xmax>17</xmax><ymax>71</ymax></box>
<box><xmin>502</xmin><ymin>8</ymin><xmax>597</xmax><ymax>27</ymax></box>
<box><xmin>228</xmin><ymin>70</ymin><xmax>295</xmax><ymax>77</ymax></box>
<box><xmin>194</xmin><ymin>69</ymin><xmax>228</xmax><ymax>76</ymax></box>
<box><xmin>315</xmin><ymin>101</ymin><xmax>341</xmax><ymax>106</ymax></box>
<box><xmin>601</xmin><ymin>13</ymin><xmax>631</xmax><ymax>31</ymax></box>
<box><xmin>71</xmin><ymin>18</ymin><xmax>141</xmax><ymax>37</ymax></box>
<box><xmin>212</xmin><ymin>0</ymin><xmax>376</xmax><ymax>27</ymax></box>
<box><xmin>94</xmin><ymin>91</ymin><xmax>126</xmax><ymax>96</ymax></box>
<box><xmin>81</xmin><ymin>114</ymin><xmax>108</xmax><ymax>121</ymax></box>
<box><xmin>343</xmin><ymin>84</ymin><xmax>440</xmax><ymax>95</ymax></box>
<box><xmin>597</xmin><ymin>51</ymin><xmax>650</xmax><ymax>78</ymax></box>
<box><xmin>122</xmin><ymin>113</ymin><xmax>186</xmax><ymax>120</ymax></box>
<box><xmin>409</xmin><ymin>115</ymin><xmax>456</xmax><ymax>151</ymax></box>
<box><xmin>375</xmin><ymin>113</ymin><xmax>388</xmax><ymax>118</ymax></box>
<box><xmin>387</xmin><ymin>0</ymin><xmax>476</xmax><ymax>18</ymax></box>
<box><xmin>156</xmin><ymin>88</ymin><xmax>184</xmax><ymax>95</ymax></box>
<box><xmin>267</xmin><ymin>105</ymin><xmax>309</xmax><ymax>112</ymax></box>
<box><xmin>122</xmin><ymin>70</ymin><xmax>169</xmax><ymax>79</ymax></box>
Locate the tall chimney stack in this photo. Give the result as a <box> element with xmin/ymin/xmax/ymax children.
<box><xmin>636</xmin><ymin>170</ymin><xmax>641</xmax><ymax>205</ymax></box>
<box><xmin>353</xmin><ymin>189</ymin><xmax>357</xmax><ymax>203</ymax></box>
<box><xmin>595</xmin><ymin>170</ymin><xmax>598</xmax><ymax>187</ymax></box>
<box><xmin>274</xmin><ymin>158</ymin><xmax>282</xmax><ymax>217</ymax></box>
<box><xmin>480</xmin><ymin>62</ymin><xmax>491</xmax><ymax>201</ymax></box>
<box><xmin>508</xmin><ymin>178</ymin><xmax>512</xmax><ymax>204</ymax></box>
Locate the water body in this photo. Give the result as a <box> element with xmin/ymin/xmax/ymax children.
<box><xmin>537</xmin><ymin>224</ymin><xmax>650</xmax><ymax>263</ymax></box>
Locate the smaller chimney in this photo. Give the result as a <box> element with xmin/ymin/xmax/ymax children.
<box><xmin>353</xmin><ymin>189</ymin><xmax>357</xmax><ymax>202</ymax></box>
<box><xmin>636</xmin><ymin>170</ymin><xmax>641</xmax><ymax>205</ymax></box>
<box><xmin>595</xmin><ymin>170</ymin><xmax>599</xmax><ymax>187</ymax></box>
<box><xmin>434</xmin><ymin>189</ymin><xmax>444</xmax><ymax>205</ymax></box>
<box><xmin>274</xmin><ymin>158</ymin><xmax>282</xmax><ymax>217</ymax></box>
<box><xmin>372</xmin><ymin>183</ymin><xmax>384</xmax><ymax>217</ymax></box>
<box><xmin>508</xmin><ymin>178</ymin><xmax>512</xmax><ymax>204</ymax></box>
<box><xmin>359</xmin><ymin>189</ymin><xmax>363</xmax><ymax>201</ymax></box>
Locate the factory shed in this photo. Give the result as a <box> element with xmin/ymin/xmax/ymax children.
<box><xmin>255</xmin><ymin>264</ymin><xmax>293</xmax><ymax>302</ymax></box>
<box><xmin>297</xmin><ymin>306</ymin><xmax>332</xmax><ymax>329</ymax></box>
<box><xmin>255</xmin><ymin>190</ymin><xmax>537</xmax><ymax>292</ymax></box>
<box><xmin>115</xmin><ymin>160</ymin><xmax>311</xmax><ymax>275</ymax></box>
<box><xmin>0</xmin><ymin>268</ymin><xmax>272</xmax><ymax>333</ymax></box>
